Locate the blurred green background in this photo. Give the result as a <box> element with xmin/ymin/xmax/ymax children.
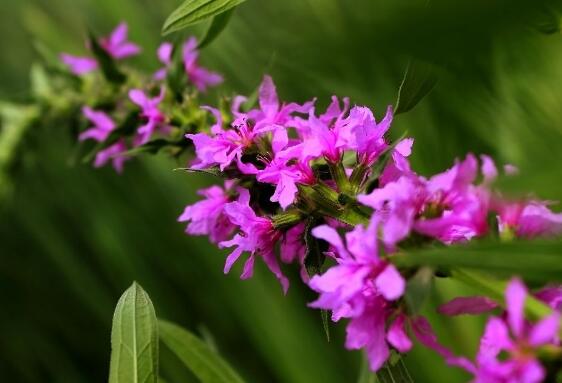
<box><xmin>1</xmin><ymin>0</ymin><xmax>562</xmax><ymax>381</ymax></box>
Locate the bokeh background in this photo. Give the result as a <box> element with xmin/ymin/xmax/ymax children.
<box><xmin>1</xmin><ymin>0</ymin><xmax>561</xmax><ymax>381</ymax></box>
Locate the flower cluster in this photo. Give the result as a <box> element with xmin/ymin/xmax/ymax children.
<box><xmin>63</xmin><ymin>23</ymin><xmax>222</xmax><ymax>173</ymax></box>
<box><xmin>55</xmin><ymin>22</ymin><xmax>562</xmax><ymax>379</ymax></box>
<box><xmin>178</xmin><ymin>74</ymin><xmax>562</xmax><ymax>374</ymax></box>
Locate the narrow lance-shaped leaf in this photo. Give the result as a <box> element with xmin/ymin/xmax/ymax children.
<box><xmin>159</xmin><ymin>319</ymin><xmax>246</xmax><ymax>383</ymax></box>
<box><xmin>392</xmin><ymin>239</ymin><xmax>562</xmax><ymax>283</ymax></box>
<box><xmin>162</xmin><ymin>0</ymin><xmax>246</xmax><ymax>36</ymax></box>
<box><xmin>109</xmin><ymin>282</ymin><xmax>158</xmax><ymax>383</ymax></box>
<box><xmin>394</xmin><ymin>59</ymin><xmax>438</xmax><ymax>115</ymax></box>
<box><xmin>198</xmin><ymin>8</ymin><xmax>235</xmax><ymax>49</ymax></box>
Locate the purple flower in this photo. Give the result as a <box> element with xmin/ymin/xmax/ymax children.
<box><xmin>187</xmin><ymin>107</ymin><xmax>273</xmax><ymax>172</ymax></box>
<box><xmin>99</xmin><ymin>22</ymin><xmax>141</xmax><ymax>59</ymax></box>
<box><xmin>154</xmin><ymin>42</ymin><xmax>173</xmax><ymax>80</ymax></box>
<box><xmin>346</xmin><ymin>105</ymin><xmax>393</xmax><ymax>166</ymax></box>
<box><xmin>60</xmin><ymin>55</ymin><xmax>98</xmax><ymax>75</ymax></box>
<box><xmin>79</xmin><ymin>107</ymin><xmax>128</xmax><ymax>172</ymax></box>
<box><xmin>469</xmin><ymin>279</ymin><xmax>560</xmax><ymax>383</ymax></box>
<box><xmin>307</xmin><ymin>217</ymin><xmax>408</xmax><ymax>370</ymax></box>
<box><xmin>178</xmin><ymin>181</ymin><xmax>237</xmax><ymax>244</ymax></box>
<box><xmin>79</xmin><ymin>107</ymin><xmax>116</xmax><ymax>142</ymax></box>
<box><xmin>280</xmin><ymin>223</ymin><xmax>309</xmax><ymax>282</ymax></box>
<box><xmin>60</xmin><ymin>22</ymin><xmax>140</xmax><ymax>75</ymax></box>
<box><xmin>413</xmin><ymin>154</ymin><xmax>491</xmax><ymax>244</ymax></box>
<box><xmin>256</xmin><ymin>127</ymin><xmax>316</xmax><ymax>209</ymax></box>
<box><xmin>298</xmin><ymin>96</ymin><xmax>351</xmax><ymax>163</ymax></box>
<box><xmin>358</xmin><ymin>175</ymin><xmax>423</xmax><ymax>249</ymax></box>
<box><xmin>93</xmin><ymin>139</ymin><xmax>129</xmax><ymax>173</ymax></box>
<box><xmin>247</xmin><ymin>75</ymin><xmax>313</xmax><ymax>132</ymax></box>
<box><xmin>183</xmin><ymin>37</ymin><xmax>223</xmax><ymax>92</ymax></box>
<box><xmin>496</xmin><ymin>200</ymin><xmax>562</xmax><ymax>239</ymax></box>
<box><xmin>219</xmin><ymin>189</ymin><xmax>289</xmax><ymax>293</ymax></box>
<box><xmin>129</xmin><ymin>88</ymin><xmax>168</xmax><ymax>145</ymax></box>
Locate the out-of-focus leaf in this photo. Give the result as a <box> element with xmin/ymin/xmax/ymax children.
<box><xmin>198</xmin><ymin>8</ymin><xmax>235</xmax><ymax>49</ymax></box>
<box><xmin>162</xmin><ymin>0</ymin><xmax>246</xmax><ymax>36</ymax></box>
<box><xmin>404</xmin><ymin>266</ymin><xmax>433</xmax><ymax>315</ymax></box>
<box><xmin>0</xmin><ymin>102</ymin><xmax>39</xmax><ymax>200</ymax></box>
<box><xmin>109</xmin><ymin>282</ymin><xmax>158</xmax><ymax>383</ymax></box>
<box><xmin>394</xmin><ymin>59</ymin><xmax>438</xmax><ymax>115</ymax></box>
<box><xmin>30</xmin><ymin>63</ymin><xmax>52</xmax><ymax>100</ymax></box>
<box><xmin>158</xmin><ymin>320</ymin><xmax>245</xmax><ymax>383</ymax></box>
<box><xmin>392</xmin><ymin>240</ymin><xmax>562</xmax><ymax>282</ymax></box>
<box><xmin>533</xmin><ymin>5</ymin><xmax>560</xmax><ymax>34</ymax></box>
<box><xmin>88</xmin><ymin>32</ymin><xmax>126</xmax><ymax>84</ymax></box>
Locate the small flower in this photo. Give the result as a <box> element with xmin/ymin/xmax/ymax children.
<box><xmin>79</xmin><ymin>107</ymin><xmax>116</xmax><ymax>142</ymax></box>
<box><xmin>183</xmin><ymin>37</ymin><xmax>223</xmax><ymax>92</ymax></box>
<box><xmin>413</xmin><ymin>154</ymin><xmax>491</xmax><ymax>244</ymax></box>
<box><xmin>178</xmin><ymin>181</ymin><xmax>237</xmax><ymax>243</ymax></box>
<box><xmin>346</xmin><ymin>105</ymin><xmax>393</xmax><ymax>167</ymax></box>
<box><xmin>99</xmin><ymin>22</ymin><xmax>141</xmax><ymax>59</ymax></box>
<box><xmin>187</xmin><ymin>107</ymin><xmax>274</xmax><ymax>172</ymax></box>
<box><xmin>256</xmin><ymin>127</ymin><xmax>315</xmax><ymax>209</ymax></box>
<box><xmin>154</xmin><ymin>42</ymin><xmax>173</xmax><ymax>80</ymax></box>
<box><xmin>248</xmin><ymin>75</ymin><xmax>313</xmax><ymax>132</ymax></box>
<box><xmin>496</xmin><ymin>200</ymin><xmax>562</xmax><ymax>239</ymax></box>
<box><xmin>60</xmin><ymin>22</ymin><xmax>140</xmax><ymax>75</ymax></box>
<box><xmin>298</xmin><ymin>96</ymin><xmax>351</xmax><ymax>163</ymax></box>
<box><xmin>219</xmin><ymin>189</ymin><xmax>289</xmax><ymax>293</ymax></box>
<box><xmin>93</xmin><ymin>139</ymin><xmax>129</xmax><ymax>173</ymax></box>
<box><xmin>307</xmin><ymin>217</ymin><xmax>407</xmax><ymax>370</ymax></box>
<box><xmin>128</xmin><ymin>88</ymin><xmax>168</xmax><ymax>145</ymax></box>
<box><xmin>469</xmin><ymin>279</ymin><xmax>560</xmax><ymax>383</ymax></box>
<box><xmin>79</xmin><ymin>107</ymin><xmax>128</xmax><ymax>173</ymax></box>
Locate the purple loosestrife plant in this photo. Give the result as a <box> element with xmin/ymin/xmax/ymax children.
<box><xmin>15</xmin><ymin>20</ymin><xmax>562</xmax><ymax>381</ymax></box>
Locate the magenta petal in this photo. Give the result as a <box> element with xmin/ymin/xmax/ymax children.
<box><xmin>60</xmin><ymin>54</ymin><xmax>98</xmax><ymax>75</ymax></box>
<box><xmin>311</xmin><ymin>225</ymin><xmax>349</xmax><ymax>258</ymax></box>
<box><xmin>374</xmin><ymin>264</ymin><xmax>405</xmax><ymax>301</ymax></box>
<box><xmin>157</xmin><ymin>42</ymin><xmax>173</xmax><ymax>65</ymax></box>
<box><xmin>476</xmin><ymin>317</ymin><xmax>512</xmax><ymax>364</ymax></box>
<box><xmin>506</xmin><ymin>278</ymin><xmax>527</xmax><ymax>337</ymax></box>
<box><xmin>438</xmin><ymin>296</ymin><xmax>498</xmax><ymax>316</ymax></box>
<box><xmin>258</xmin><ymin>75</ymin><xmax>279</xmax><ymax>118</ymax></box>
<box><xmin>529</xmin><ymin>312</ymin><xmax>560</xmax><ymax>346</ymax></box>
<box><xmin>520</xmin><ymin>360</ymin><xmax>545</xmax><ymax>383</ymax></box>
<box><xmin>240</xmin><ymin>254</ymin><xmax>255</xmax><ymax>280</ymax></box>
<box><xmin>386</xmin><ymin>314</ymin><xmax>412</xmax><ymax>352</ymax></box>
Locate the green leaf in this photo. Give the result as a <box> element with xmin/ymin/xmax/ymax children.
<box><xmin>162</xmin><ymin>0</ymin><xmax>246</xmax><ymax>36</ymax></box>
<box><xmin>88</xmin><ymin>32</ymin><xmax>126</xmax><ymax>84</ymax></box>
<box><xmin>533</xmin><ymin>5</ymin><xmax>560</xmax><ymax>34</ymax></box>
<box><xmin>158</xmin><ymin>319</ymin><xmax>245</xmax><ymax>383</ymax></box>
<box><xmin>0</xmin><ymin>102</ymin><xmax>40</xmax><ymax>200</ymax></box>
<box><xmin>394</xmin><ymin>59</ymin><xmax>438</xmax><ymax>115</ymax></box>
<box><xmin>198</xmin><ymin>8</ymin><xmax>235</xmax><ymax>49</ymax></box>
<box><xmin>392</xmin><ymin>239</ymin><xmax>562</xmax><ymax>283</ymax></box>
<box><xmin>109</xmin><ymin>282</ymin><xmax>159</xmax><ymax>383</ymax></box>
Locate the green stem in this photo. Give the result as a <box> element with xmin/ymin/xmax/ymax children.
<box><xmin>328</xmin><ymin>161</ymin><xmax>352</xmax><ymax>194</ymax></box>
<box><xmin>271</xmin><ymin>210</ymin><xmax>304</xmax><ymax>229</ymax></box>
